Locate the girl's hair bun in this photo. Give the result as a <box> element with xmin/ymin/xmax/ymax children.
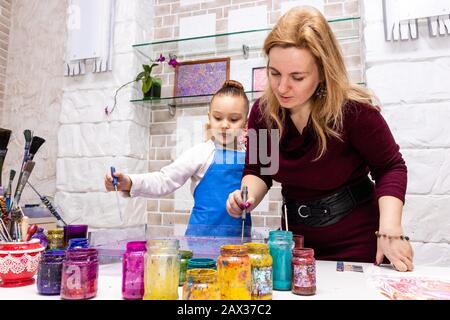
<box><xmin>222</xmin><ymin>79</ymin><xmax>244</xmax><ymax>91</ymax></box>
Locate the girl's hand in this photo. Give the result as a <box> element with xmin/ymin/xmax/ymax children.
<box><xmin>104</xmin><ymin>170</ymin><xmax>132</xmax><ymax>192</ymax></box>
<box><xmin>375</xmin><ymin>230</ymin><xmax>414</xmax><ymax>272</ymax></box>
<box><xmin>226</xmin><ymin>190</ymin><xmax>255</xmax><ymax>218</ymax></box>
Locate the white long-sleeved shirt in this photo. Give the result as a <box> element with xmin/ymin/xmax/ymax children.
<box><xmin>128</xmin><ymin>140</ymin><xmax>216</xmax><ymax>198</ymax></box>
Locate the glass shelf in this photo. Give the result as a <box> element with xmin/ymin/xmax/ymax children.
<box><xmin>133</xmin><ymin>16</ymin><xmax>361</xmax><ymax>59</ymax></box>
<box><xmin>131</xmin><ymin>90</ymin><xmax>264</xmax><ymax>111</ymax></box>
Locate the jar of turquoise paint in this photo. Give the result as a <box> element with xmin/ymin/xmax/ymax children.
<box><xmin>187</xmin><ymin>258</ymin><xmax>216</xmax><ymax>270</ymax></box>
<box><xmin>268</xmin><ymin>230</ymin><xmax>293</xmax><ymax>291</ymax></box>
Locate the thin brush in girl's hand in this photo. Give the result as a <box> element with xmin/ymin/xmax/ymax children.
<box><xmin>241</xmin><ymin>186</ymin><xmax>248</xmax><ymax>243</ymax></box>
<box><xmin>110</xmin><ymin>166</ymin><xmax>123</xmax><ymax>222</ymax></box>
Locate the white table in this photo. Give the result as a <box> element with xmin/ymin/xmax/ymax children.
<box><xmin>1</xmin><ymin>260</ymin><xmax>449</xmax><ymax>300</ymax></box>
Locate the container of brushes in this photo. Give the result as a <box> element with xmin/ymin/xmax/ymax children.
<box><xmin>0</xmin><ymin>238</ymin><xmax>45</xmax><ymax>287</ymax></box>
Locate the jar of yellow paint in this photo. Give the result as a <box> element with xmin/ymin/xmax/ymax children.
<box><xmin>182</xmin><ymin>268</ymin><xmax>220</xmax><ymax>300</ymax></box>
<box><xmin>143</xmin><ymin>239</ymin><xmax>180</xmax><ymax>300</ymax></box>
<box><xmin>245</xmin><ymin>242</ymin><xmax>273</xmax><ymax>300</ymax></box>
<box><xmin>217</xmin><ymin>244</ymin><xmax>251</xmax><ymax>300</ymax></box>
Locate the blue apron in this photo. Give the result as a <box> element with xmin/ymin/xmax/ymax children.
<box><xmin>185</xmin><ymin>147</ymin><xmax>251</xmax><ymax>237</ymax></box>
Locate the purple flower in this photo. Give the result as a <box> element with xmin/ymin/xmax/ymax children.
<box><xmin>156</xmin><ymin>54</ymin><xmax>166</xmax><ymax>62</ymax></box>
<box><xmin>168</xmin><ymin>57</ymin><xmax>178</xmax><ymax>67</ymax></box>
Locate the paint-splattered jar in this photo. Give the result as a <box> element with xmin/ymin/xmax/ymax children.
<box><xmin>187</xmin><ymin>258</ymin><xmax>216</xmax><ymax>270</ymax></box>
<box><xmin>36</xmin><ymin>250</ymin><xmax>66</xmax><ymax>295</ymax></box>
<box><xmin>291</xmin><ymin>248</ymin><xmax>316</xmax><ymax>296</ymax></box>
<box><xmin>268</xmin><ymin>230</ymin><xmax>293</xmax><ymax>291</ymax></box>
<box><xmin>143</xmin><ymin>239</ymin><xmax>180</xmax><ymax>300</ymax></box>
<box><xmin>47</xmin><ymin>229</ymin><xmax>65</xmax><ymax>250</ymax></box>
<box><xmin>60</xmin><ymin>248</ymin><xmax>99</xmax><ymax>300</ymax></box>
<box><xmin>122</xmin><ymin>241</ymin><xmax>146</xmax><ymax>300</ymax></box>
<box><xmin>182</xmin><ymin>269</ymin><xmax>220</xmax><ymax>300</ymax></box>
<box><xmin>244</xmin><ymin>242</ymin><xmax>273</xmax><ymax>300</ymax></box>
<box><xmin>68</xmin><ymin>238</ymin><xmax>89</xmax><ymax>250</ymax></box>
<box><xmin>179</xmin><ymin>250</ymin><xmax>193</xmax><ymax>286</ymax></box>
<box><xmin>217</xmin><ymin>244</ymin><xmax>252</xmax><ymax>300</ymax></box>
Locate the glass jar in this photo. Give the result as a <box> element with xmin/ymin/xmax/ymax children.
<box><xmin>182</xmin><ymin>269</ymin><xmax>220</xmax><ymax>300</ymax></box>
<box><xmin>179</xmin><ymin>250</ymin><xmax>193</xmax><ymax>286</ymax></box>
<box><xmin>268</xmin><ymin>230</ymin><xmax>293</xmax><ymax>291</ymax></box>
<box><xmin>245</xmin><ymin>242</ymin><xmax>273</xmax><ymax>300</ymax></box>
<box><xmin>293</xmin><ymin>234</ymin><xmax>304</xmax><ymax>248</ymax></box>
<box><xmin>217</xmin><ymin>245</ymin><xmax>251</xmax><ymax>300</ymax></box>
<box><xmin>63</xmin><ymin>224</ymin><xmax>88</xmax><ymax>248</ymax></box>
<box><xmin>122</xmin><ymin>241</ymin><xmax>146</xmax><ymax>300</ymax></box>
<box><xmin>143</xmin><ymin>239</ymin><xmax>180</xmax><ymax>300</ymax></box>
<box><xmin>47</xmin><ymin>229</ymin><xmax>65</xmax><ymax>250</ymax></box>
<box><xmin>187</xmin><ymin>258</ymin><xmax>216</xmax><ymax>270</ymax></box>
<box><xmin>36</xmin><ymin>250</ymin><xmax>66</xmax><ymax>295</ymax></box>
<box><xmin>291</xmin><ymin>248</ymin><xmax>316</xmax><ymax>295</ymax></box>
<box><xmin>68</xmin><ymin>238</ymin><xmax>89</xmax><ymax>250</ymax></box>
<box><xmin>60</xmin><ymin>248</ymin><xmax>99</xmax><ymax>300</ymax></box>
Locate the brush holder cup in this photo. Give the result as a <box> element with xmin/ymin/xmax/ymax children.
<box><xmin>0</xmin><ymin>239</ymin><xmax>45</xmax><ymax>287</ymax></box>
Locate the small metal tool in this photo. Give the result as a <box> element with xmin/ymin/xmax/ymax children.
<box><xmin>111</xmin><ymin>166</ymin><xmax>123</xmax><ymax>221</ymax></box>
<box><xmin>241</xmin><ymin>186</ymin><xmax>248</xmax><ymax>243</ymax></box>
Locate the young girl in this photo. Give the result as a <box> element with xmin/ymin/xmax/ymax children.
<box><xmin>105</xmin><ymin>80</ymin><xmax>251</xmax><ymax>237</ymax></box>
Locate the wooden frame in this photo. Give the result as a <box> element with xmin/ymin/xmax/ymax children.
<box><xmin>174</xmin><ymin>57</ymin><xmax>230</xmax><ymax>97</ymax></box>
<box><xmin>251</xmin><ymin>66</ymin><xmax>267</xmax><ymax>92</ymax></box>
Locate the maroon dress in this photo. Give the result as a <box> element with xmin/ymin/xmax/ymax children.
<box><xmin>243</xmin><ymin>99</ymin><xmax>407</xmax><ymax>263</ymax></box>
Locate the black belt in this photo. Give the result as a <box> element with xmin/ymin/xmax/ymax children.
<box><xmin>283</xmin><ymin>176</ymin><xmax>375</xmax><ymax>227</ymax></box>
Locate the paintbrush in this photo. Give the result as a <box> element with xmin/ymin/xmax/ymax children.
<box><xmin>12</xmin><ymin>161</ymin><xmax>35</xmax><ymax>209</ymax></box>
<box><xmin>27</xmin><ymin>136</ymin><xmax>46</xmax><ymax>161</ymax></box>
<box><xmin>241</xmin><ymin>186</ymin><xmax>248</xmax><ymax>243</ymax></box>
<box><xmin>27</xmin><ymin>181</ymin><xmax>68</xmax><ymax>226</ymax></box>
<box><xmin>5</xmin><ymin>169</ymin><xmax>16</xmax><ymax>212</ymax></box>
<box><xmin>110</xmin><ymin>166</ymin><xmax>123</xmax><ymax>221</ymax></box>
<box><xmin>0</xmin><ymin>128</ymin><xmax>12</xmax><ymax>187</ymax></box>
<box><xmin>14</xmin><ymin>130</ymin><xmax>33</xmax><ymax>199</ymax></box>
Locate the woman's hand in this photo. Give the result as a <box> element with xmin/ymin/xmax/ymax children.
<box><xmin>375</xmin><ymin>230</ymin><xmax>414</xmax><ymax>272</ymax></box>
<box><xmin>226</xmin><ymin>190</ymin><xmax>255</xmax><ymax>218</ymax></box>
<box><xmin>104</xmin><ymin>170</ymin><xmax>132</xmax><ymax>192</ymax></box>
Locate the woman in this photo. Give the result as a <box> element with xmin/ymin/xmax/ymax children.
<box><xmin>226</xmin><ymin>6</ymin><xmax>413</xmax><ymax>271</ymax></box>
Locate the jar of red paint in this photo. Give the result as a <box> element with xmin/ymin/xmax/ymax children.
<box><xmin>291</xmin><ymin>248</ymin><xmax>316</xmax><ymax>296</ymax></box>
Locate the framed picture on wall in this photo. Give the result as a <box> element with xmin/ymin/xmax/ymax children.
<box><xmin>252</xmin><ymin>66</ymin><xmax>268</xmax><ymax>92</ymax></box>
<box><xmin>174</xmin><ymin>57</ymin><xmax>230</xmax><ymax>97</ymax></box>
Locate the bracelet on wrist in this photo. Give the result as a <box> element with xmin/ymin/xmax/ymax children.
<box><xmin>375</xmin><ymin>231</ymin><xmax>410</xmax><ymax>241</ymax></box>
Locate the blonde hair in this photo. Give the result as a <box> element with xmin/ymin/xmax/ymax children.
<box><xmin>261</xmin><ymin>6</ymin><xmax>377</xmax><ymax>159</ymax></box>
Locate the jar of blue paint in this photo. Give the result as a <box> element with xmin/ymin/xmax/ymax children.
<box><xmin>268</xmin><ymin>230</ymin><xmax>293</xmax><ymax>291</ymax></box>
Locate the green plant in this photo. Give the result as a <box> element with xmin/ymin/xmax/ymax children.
<box><xmin>106</xmin><ymin>54</ymin><xmax>178</xmax><ymax>115</ymax></box>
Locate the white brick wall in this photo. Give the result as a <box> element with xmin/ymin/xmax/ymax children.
<box><xmin>55</xmin><ymin>0</ymin><xmax>153</xmax><ymax>228</ymax></box>
<box><xmin>363</xmin><ymin>0</ymin><xmax>450</xmax><ymax>266</ymax></box>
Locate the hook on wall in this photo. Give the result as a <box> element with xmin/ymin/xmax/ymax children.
<box><xmin>168</xmin><ymin>103</ymin><xmax>176</xmax><ymax>117</ymax></box>
<box><xmin>242</xmin><ymin>44</ymin><xmax>250</xmax><ymax>59</ymax></box>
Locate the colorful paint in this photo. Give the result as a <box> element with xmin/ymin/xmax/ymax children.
<box><xmin>182</xmin><ymin>269</ymin><xmax>221</xmax><ymax>300</ymax></box>
<box><xmin>245</xmin><ymin>242</ymin><xmax>273</xmax><ymax>300</ymax></box>
<box><xmin>268</xmin><ymin>230</ymin><xmax>294</xmax><ymax>291</ymax></box>
<box><xmin>63</xmin><ymin>224</ymin><xmax>88</xmax><ymax>248</ymax></box>
<box><xmin>217</xmin><ymin>244</ymin><xmax>252</xmax><ymax>300</ymax></box>
<box><xmin>291</xmin><ymin>248</ymin><xmax>316</xmax><ymax>296</ymax></box>
<box><xmin>122</xmin><ymin>241</ymin><xmax>146</xmax><ymax>300</ymax></box>
<box><xmin>36</xmin><ymin>250</ymin><xmax>65</xmax><ymax>295</ymax></box>
<box><xmin>46</xmin><ymin>229</ymin><xmax>64</xmax><ymax>250</ymax></box>
<box><xmin>60</xmin><ymin>248</ymin><xmax>99</xmax><ymax>300</ymax></box>
<box><xmin>143</xmin><ymin>239</ymin><xmax>180</xmax><ymax>300</ymax></box>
